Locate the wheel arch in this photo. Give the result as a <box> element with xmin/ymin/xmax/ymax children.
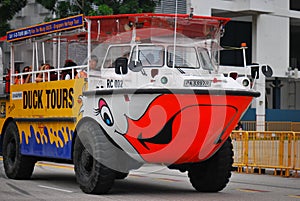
<box><xmin>71</xmin><ymin>116</ymin><xmax>143</xmax><ymax>171</ymax></box>
<box><xmin>0</xmin><ymin>117</ymin><xmax>15</xmax><ymax>154</ymax></box>
<box><xmin>71</xmin><ymin>117</ymin><xmax>100</xmax><ymax>161</ymax></box>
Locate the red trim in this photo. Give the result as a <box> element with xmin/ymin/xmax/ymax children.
<box><xmin>0</xmin><ymin>35</ymin><xmax>6</xmax><ymax>41</ymax></box>
<box><xmin>7</xmin><ymin>13</ymin><xmax>230</xmax><ymax>43</ymax></box>
<box><xmin>85</xmin><ymin>13</ymin><xmax>230</xmax><ymax>25</ymax></box>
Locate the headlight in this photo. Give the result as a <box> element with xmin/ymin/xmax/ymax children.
<box><xmin>236</xmin><ymin>77</ymin><xmax>250</xmax><ymax>89</ymax></box>
<box><xmin>161</xmin><ymin>76</ymin><xmax>168</xmax><ymax>84</ymax></box>
<box><xmin>242</xmin><ymin>79</ymin><xmax>250</xmax><ymax>87</ymax></box>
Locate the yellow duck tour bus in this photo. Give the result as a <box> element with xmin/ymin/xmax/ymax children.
<box><xmin>0</xmin><ymin>13</ymin><xmax>260</xmax><ymax>194</ymax></box>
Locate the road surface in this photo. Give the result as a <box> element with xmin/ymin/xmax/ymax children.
<box><xmin>0</xmin><ymin>157</ymin><xmax>299</xmax><ymax>201</ymax></box>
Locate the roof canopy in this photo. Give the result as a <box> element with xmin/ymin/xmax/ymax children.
<box><xmin>87</xmin><ymin>13</ymin><xmax>230</xmax><ymax>43</ymax></box>
<box><xmin>6</xmin><ymin>13</ymin><xmax>230</xmax><ymax>43</ymax></box>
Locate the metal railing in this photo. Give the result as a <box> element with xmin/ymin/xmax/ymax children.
<box><xmin>12</xmin><ymin>65</ymin><xmax>87</xmax><ymax>84</ymax></box>
<box><xmin>241</xmin><ymin>121</ymin><xmax>300</xmax><ymax>132</ymax></box>
<box><xmin>231</xmin><ymin>131</ymin><xmax>300</xmax><ymax>177</ymax></box>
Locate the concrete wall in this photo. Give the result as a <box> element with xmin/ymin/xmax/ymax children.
<box><xmin>188</xmin><ymin>0</ymin><xmax>300</xmax><ymax>111</ymax></box>
<box><xmin>10</xmin><ymin>0</ymin><xmax>51</xmax><ymax>29</ymax></box>
<box><xmin>190</xmin><ymin>0</ymin><xmax>290</xmax><ymax>78</ymax></box>
<box><xmin>6</xmin><ymin>0</ymin><xmax>52</xmax><ymax>70</ymax></box>
<box><xmin>252</xmin><ymin>14</ymin><xmax>289</xmax><ymax>77</ymax></box>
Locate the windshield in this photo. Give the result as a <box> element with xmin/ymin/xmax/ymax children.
<box><xmin>102</xmin><ymin>45</ymin><xmax>131</xmax><ymax>68</ymax></box>
<box><xmin>130</xmin><ymin>45</ymin><xmax>164</xmax><ymax>67</ymax></box>
<box><xmin>167</xmin><ymin>46</ymin><xmax>200</xmax><ymax>68</ymax></box>
<box><xmin>198</xmin><ymin>47</ymin><xmax>214</xmax><ymax>71</ymax></box>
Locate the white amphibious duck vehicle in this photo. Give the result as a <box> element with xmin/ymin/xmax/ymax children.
<box><xmin>1</xmin><ymin>13</ymin><xmax>260</xmax><ymax>194</ymax></box>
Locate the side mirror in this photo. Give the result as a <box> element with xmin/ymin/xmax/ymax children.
<box><xmin>115</xmin><ymin>57</ymin><xmax>128</xmax><ymax>75</ymax></box>
<box><xmin>251</xmin><ymin>65</ymin><xmax>273</xmax><ymax>79</ymax></box>
<box><xmin>251</xmin><ymin>65</ymin><xmax>259</xmax><ymax>79</ymax></box>
<box><xmin>261</xmin><ymin>65</ymin><xmax>273</xmax><ymax>77</ymax></box>
<box><xmin>128</xmin><ymin>60</ymin><xmax>143</xmax><ymax>72</ymax></box>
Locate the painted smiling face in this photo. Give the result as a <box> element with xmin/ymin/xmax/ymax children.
<box><xmin>94</xmin><ymin>94</ymin><xmax>240</xmax><ymax>165</ymax></box>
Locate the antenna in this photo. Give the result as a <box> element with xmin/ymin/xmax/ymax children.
<box><xmin>0</xmin><ymin>47</ymin><xmax>3</xmax><ymax>82</ymax></box>
<box><xmin>241</xmin><ymin>42</ymin><xmax>248</xmax><ymax>77</ymax></box>
<box><xmin>241</xmin><ymin>42</ymin><xmax>247</xmax><ymax>68</ymax></box>
<box><xmin>97</xmin><ymin>20</ymin><xmax>100</xmax><ymax>41</ymax></box>
<box><xmin>172</xmin><ymin>0</ymin><xmax>178</xmax><ymax>68</ymax></box>
<box><xmin>189</xmin><ymin>7</ymin><xmax>194</xmax><ymax>18</ymax></box>
<box><xmin>116</xmin><ymin>19</ymin><xmax>119</xmax><ymax>34</ymax></box>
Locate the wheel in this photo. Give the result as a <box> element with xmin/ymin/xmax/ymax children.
<box><xmin>73</xmin><ymin>121</ymin><xmax>116</xmax><ymax>194</ymax></box>
<box><xmin>2</xmin><ymin>122</ymin><xmax>36</xmax><ymax>179</ymax></box>
<box><xmin>115</xmin><ymin>172</ymin><xmax>129</xmax><ymax>180</ymax></box>
<box><xmin>188</xmin><ymin>137</ymin><xmax>233</xmax><ymax>192</ymax></box>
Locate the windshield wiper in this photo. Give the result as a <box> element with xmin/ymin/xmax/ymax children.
<box><xmin>177</xmin><ymin>67</ymin><xmax>185</xmax><ymax>74</ymax></box>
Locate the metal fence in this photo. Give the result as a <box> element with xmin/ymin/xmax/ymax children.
<box><xmin>231</xmin><ymin>131</ymin><xmax>300</xmax><ymax>177</ymax></box>
<box><xmin>241</xmin><ymin>121</ymin><xmax>300</xmax><ymax>132</ymax></box>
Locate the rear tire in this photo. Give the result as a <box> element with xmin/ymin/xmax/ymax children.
<box><xmin>3</xmin><ymin>122</ymin><xmax>36</xmax><ymax>179</ymax></box>
<box><xmin>115</xmin><ymin>172</ymin><xmax>129</xmax><ymax>180</ymax></box>
<box><xmin>74</xmin><ymin>121</ymin><xmax>116</xmax><ymax>194</ymax></box>
<box><xmin>188</xmin><ymin>137</ymin><xmax>233</xmax><ymax>192</ymax></box>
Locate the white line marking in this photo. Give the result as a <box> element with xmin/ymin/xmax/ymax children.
<box><xmin>38</xmin><ymin>185</ymin><xmax>73</xmax><ymax>193</ymax></box>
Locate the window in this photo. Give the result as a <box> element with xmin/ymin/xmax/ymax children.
<box><xmin>130</xmin><ymin>45</ymin><xmax>164</xmax><ymax>67</ymax></box>
<box><xmin>198</xmin><ymin>47</ymin><xmax>214</xmax><ymax>70</ymax></box>
<box><xmin>103</xmin><ymin>45</ymin><xmax>131</xmax><ymax>68</ymax></box>
<box><xmin>167</xmin><ymin>46</ymin><xmax>199</xmax><ymax>68</ymax></box>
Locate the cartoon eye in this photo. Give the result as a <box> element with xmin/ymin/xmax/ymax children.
<box><xmin>95</xmin><ymin>99</ymin><xmax>114</xmax><ymax>126</ymax></box>
<box><xmin>100</xmin><ymin>105</ymin><xmax>114</xmax><ymax>126</ymax></box>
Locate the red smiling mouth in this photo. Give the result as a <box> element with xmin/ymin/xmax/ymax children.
<box><xmin>118</xmin><ymin>94</ymin><xmax>243</xmax><ymax>164</ymax></box>
<box><xmin>137</xmin><ymin>112</ymin><xmax>177</xmax><ymax>150</ymax></box>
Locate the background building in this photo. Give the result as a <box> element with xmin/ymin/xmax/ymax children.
<box><xmin>157</xmin><ymin>0</ymin><xmax>300</xmax><ymax>122</ymax></box>
<box><xmin>2</xmin><ymin>0</ymin><xmax>300</xmax><ymax>122</ymax></box>
<box><xmin>1</xmin><ymin>0</ymin><xmax>52</xmax><ymax>73</ymax></box>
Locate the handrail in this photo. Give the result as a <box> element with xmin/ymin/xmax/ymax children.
<box><xmin>11</xmin><ymin>65</ymin><xmax>87</xmax><ymax>84</ymax></box>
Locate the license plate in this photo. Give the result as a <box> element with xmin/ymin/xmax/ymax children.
<box><xmin>184</xmin><ymin>79</ymin><xmax>211</xmax><ymax>87</ymax></box>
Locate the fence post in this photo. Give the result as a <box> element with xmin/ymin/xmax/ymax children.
<box><xmin>279</xmin><ymin>133</ymin><xmax>284</xmax><ymax>176</ymax></box>
<box><xmin>243</xmin><ymin>131</ymin><xmax>249</xmax><ymax>172</ymax></box>
<box><xmin>293</xmin><ymin>132</ymin><xmax>297</xmax><ymax>177</ymax></box>
<box><xmin>251</xmin><ymin>131</ymin><xmax>257</xmax><ymax>173</ymax></box>
<box><xmin>286</xmin><ymin>132</ymin><xmax>292</xmax><ymax>177</ymax></box>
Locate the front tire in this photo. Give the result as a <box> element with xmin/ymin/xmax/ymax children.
<box><xmin>188</xmin><ymin>137</ymin><xmax>233</xmax><ymax>192</ymax></box>
<box><xmin>3</xmin><ymin>122</ymin><xmax>36</xmax><ymax>179</ymax></box>
<box><xmin>73</xmin><ymin>121</ymin><xmax>116</xmax><ymax>194</ymax></box>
